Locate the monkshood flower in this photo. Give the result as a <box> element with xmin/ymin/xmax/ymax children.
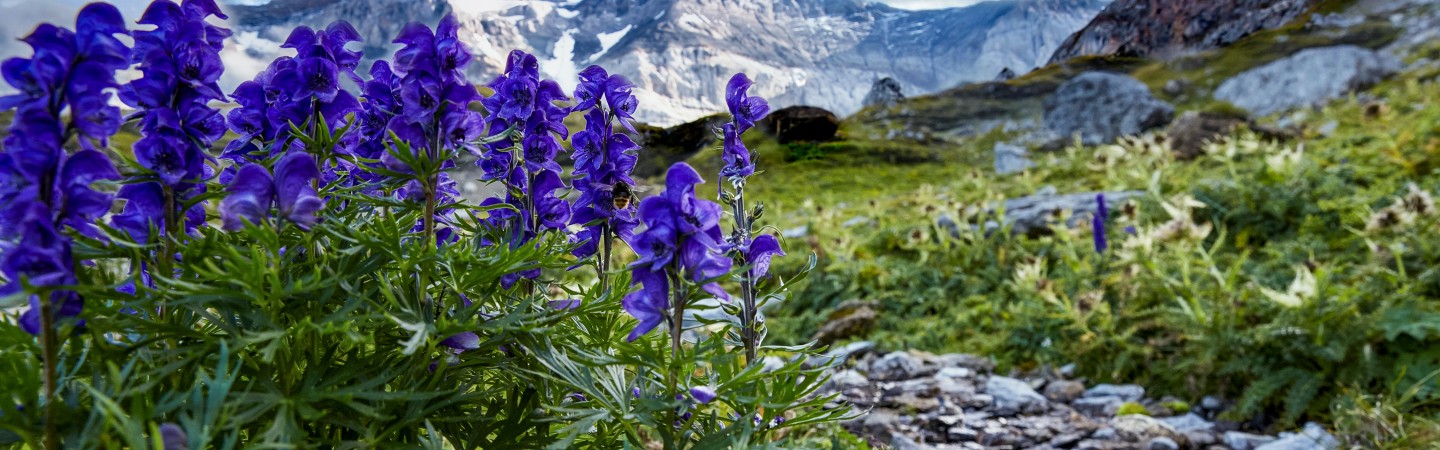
<box><xmin>1093</xmin><ymin>193</ymin><xmax>1109</xmax><ymax>254</ymax></box>
<box><xmin>159</xmin><ymin>423</ymin><xmax>188</xmax><ymax>450</ymax></box>
<box><xmin>744</xmin><ymin>234</ymin><xmax>785</xmax><ymax>280</ymax></box>
<box><xmin>0</xmin><ymin>4</ymin><xmax>130</xmax><ymax>336</ymax></box>
<box><xmin>118</xmin><ymin>0</ymin><xmax>230</xmax><ymax>243</ymax></box>
<box><xmin>689</xmin><ymin>386</ymin><xmax>717</xmax><ymax>405</ymax></box>
<box><xmin>719</xmin><ymin>73</ymin><xmax>770</xmax><ymax>179</ymax></box>
<box><xmin>387</xmin><ymin>15</ymin><xmax>482</xmax><ymax>153</ymax></box>
<box><xmin>623</xmin><ymin>163</ymin><xmax>732</xmax><ymax>341</ymax></box>
<box><xmin>218</xmin><ymin>152</ymin><xmax>324</xmax><ymax>231</ymax></box>
<box><xmin>568</xmin><ymin>66</ymin><xmax>642</xmax><ymax>261</ymax></box>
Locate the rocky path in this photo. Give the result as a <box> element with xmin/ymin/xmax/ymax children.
<box><xmin>818</xmin><ymin>344</ymin><xmax>1340</xmax><ymax>450</ymax></box>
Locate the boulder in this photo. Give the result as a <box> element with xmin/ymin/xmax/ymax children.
<box><xmin>1043</xmin><ymin>380</ymin><xmax>1087</xmax><ymax>402</ymax></box>
<box><xmin>812</xmin><ymin>300</ymin><xmax>878</xmax><ymax>346</ymax></box>
<box><xmin>1254</xmin><ymin>423</ymin><xmax>1340</xmax><ymax>450</ymax></box>
<box><xmin>996</xmin><ymin>67</ymin><xmax>1018</xmax><ymax>81</ymax></box>
<box><xmin>1073</xmin><ymin>396</ymin><xmax>1124</xmax><ymax>418</ymax></box>
<box><xmin>1225</xmin><ymin>431</ymin><xmax>1279</xmax><ymax>450</ymax></box>
<box><xmin>1214</xmin><ymin>45</ymin><xmax>1401</xmax><ymax>117</ymax></box>
<box><xmin>1085</xmin><ymin>384</ymin><xmax>1146</xmax><ymax>402</ymax></box>
<box><xmin>871</xmin><ymin>352</ymin><xmax>926</xmax><ymax>381</ymax></box>
<box><xmin>761</xmin><ymin>106</ymin><xmax>840</xmax><ymax>144</ymax></box>
<box><xmin>1044</xmin><ymin>72</ymin><xmax>1175</xmax><ymax>145</ymax></box>
<box><xmin>1166</xmin><ymin>111</ymin><xmax>1248</xmax><ymax>160</ymax></box>
<box><xmin>1111</xmin><ymin>415</ymin><xmax>1180</xmax><ymax>443</ymax></box>
<box><xmin>999</xmin><ymin>190</ymin><xmax>1144</xmax><ymax>236</ymax></box>
<box><xmin>863</xmin><ymin>77</ymin><xmax>905</xmax><ymax>108</ymax></box>
<box><xmin>985</xmin><ymin>376</ymin><xmax>1048</xmax><ymax>416</ymax></box>
<box><xmin>994</xmin><ymin>141</ymin><xmax>1035</xmax><ymax>175</ymax></box>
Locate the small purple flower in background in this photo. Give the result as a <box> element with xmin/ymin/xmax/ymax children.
<box><xmin>745</xmin><ymin>234</ymin><xmax>786</xmax><ymax>280</ymax></box>
<box><xmin>439</xmin><ymin>332</ymin><xmax>481</xmax><ymax>354</ymax></box>
<box><xmin>719</xmin><ymin>73</ymin><xmax>770</xmax><ymax>179</ymax></box>
<box><xmin>0</xmin><ymin>3</ymin><xmax>130</xmax><ymax>336</ymax></box>
<box><xmin>623</xmin><ymin>163</ymin><xmax>732</xmax><ymax>341</ymax></box>
<box><xmin>689</xmin><ymin>386</ymin><xmax>717</xmax><ymax>405</ymax></box>
<box><xmin>1093</xmin><ymin>193</ymin><xmax>1109</xmax><ymax>254</ymax></box>
<box><xmin>568</xmin><ymin>66</ymin><xmax>642</xmax><ymax>262</ymax></box>
<box><xmin>159</xmin><ymin>422</ymin><xmax>188</xmax><ymax>450</ymax></box>
<box><xmin>218</xmin><ymin>152</ymin><xmax>324</xmax><ymax>231</ymax></box>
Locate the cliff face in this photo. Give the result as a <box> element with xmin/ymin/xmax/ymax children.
<box><xmin>1047</xmin><ymin>0</ymin><xmax>1318</xmax><ymax>64</ymax></box>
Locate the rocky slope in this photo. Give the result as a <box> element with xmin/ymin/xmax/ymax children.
<box><xmin>1047</xmin><ymin>0</ymin><xmax>1319</xmax><ymax>64</ymax></box>
<box><xmin>220</xmin><ymin>0</ymin><xmax>1108</xmax><ymax>125</ymax></box>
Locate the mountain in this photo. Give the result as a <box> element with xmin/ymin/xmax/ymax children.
<box><xmin>222</xmin><ymin>0</ymin><xmax>1107</xmax><ymax>126</ymax></box>
<box><xmin>1047</xmin><ymin>0</ymin><xmax>1318</xmax><ymax>64</ymax></box>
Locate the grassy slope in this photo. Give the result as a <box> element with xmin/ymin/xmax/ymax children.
<box><xmin>674</xmin><ymin>12</ymin><xmax>1440</xmax><ymax>445</ymax></box>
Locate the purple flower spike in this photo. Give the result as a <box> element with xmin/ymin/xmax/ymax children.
<box><xmin>690</xmin><ymin>386</ymin><xmax>717</xmax><ymax>405</ymax></box>
<box><xmin>725</xmin><ymin>73</ymin><xmax>770</xmax><ymax>134</ymax></box>
<box><xmin>1093</xmin><ymin>193</ymin><xmax>1108</xmax><ymax>254</ymax></box>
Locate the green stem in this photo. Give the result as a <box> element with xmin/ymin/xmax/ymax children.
<box><xmin>39</xmin><ymin>291</ymin><xmax>59</xmax><ymax>450</ymax></box>
<box><xmin>731</xmin><ymin>180</ymin><xmax>758</xmax><ymax>364</ymax></box>
<box><xmin>159</xmin><ymin>184</ymin><xmax>178</xmax><ymax>320</ymax></box>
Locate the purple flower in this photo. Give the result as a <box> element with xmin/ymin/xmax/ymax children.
<box><xmin>725</xmin><ymin>73</ymin><xmax>769</xmax><ymax>134</ymax></box>
<box><xmin>218</xmin><ymin>152</ymin><xmax>324</xmax><ymax>231</ymax></box>
<box><xmin>720</xmin><ymin>123</ymin><xmax>754</xmax><ymax>178</ymax></box>
<box><xmin>689</xmin><ymin>386</ymin><xmax>717</xmax><ymax>404</ymax></box>
<box><xmin>440</xmin><ymin>332</ymin><xmax>480</xmax><ymax>353</ymax></box>
<box><xmin>746</xmin><ymin>234</ymin><xmax>785</xmax><ymax>279</ymax></box>
<box><xmin>623</xmin><ymin>163</ymin><xmax>733</xmax><ymax>341</ymax></box>
<box><xmin>1093</xmin><ymin>193</ymin><xmax>1108</xmax><ymax>254</ymax></box>
<box><xmin>159</xmin><ymin>422</ymin><xmax>188</xmax><ymax>450</ymax></box>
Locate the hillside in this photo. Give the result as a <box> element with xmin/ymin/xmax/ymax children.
<box><xmin>645</xmin><ymin>0</ymin><xmax>1440</xmax><ymax>446</ymax></box>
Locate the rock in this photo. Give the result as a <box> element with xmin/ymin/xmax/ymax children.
<box><xmin>935</xmin><ymin>353</ymin><xmax>996</xmax><ymax>373</ymax></box>
<box><xmin>1186</xmin><ymin>430</ymin><xmax>1219</xmax><ymax>447</ymax></box>
<box><xmin>1059</xmin><ymin>363</ymin><xmax>1076</xmax><ymax>378</ymax></box>
<box><xmin>813</xmin><ymin>301</ymin><xmax>878</xmax><ymax>346</ymax></box>
<box><xmin>1048</xmin><ymin>0</ymin><xmax>1316</xmax><ymax>63</ymax></box>
<box><xmin>830</xmin><ymin>370</ymin><xmax>870</xmax><ymax>390</ymax></box>
<box><xmin>999</xmin><ymin>190</ymin><xmax>1143</xmax><ymax>236</ymax></box>
<box><xmin>891</xmin><ymin>434</ymin><xmax>932</xmax><ymax>450</ymax></box>
<box><xmin>1148</xmin><ymin>436</ymin><xmax>1180</xmax><ymax>450</ymax></box>
<box><xmin>1111</xmin><ymin>415</ymin><xmax>1179</xmax><ymax>443</ymax></box>
<box><xmin>762</xmin><ymin>106</ymin><xmax>839</xmax><ymax>144</ymax></box>
<box><xmin>1043</xmin><ymin>72</ymin><xmax>1175</xmax><ymax>145</ymax></box>
<box><xmin>985</xmin><ymin>376</ymin><xmax>1049</xmax><ymax>416</ymax></box>
<box><xmin>996</xmin><ymin>67</ymin><xmax>1018</xmax><ymax>81</ymax></box>
<box><xmin>864</xmin><ymin>77</ymin><xmax>905</xmax><ymax>108</ymax></box>
<box><xmin>936</xmin><ymin>367</ymin><xmax>974</xmax><ymax>379</ymax></box>
<box><xmin>1200</xmin><ymin>396</ymin><xmax>1225</xmax><ymax>412</ymax></box>
<box><xmin>1159</xmin><ymin>413</ymin><xmax>1215</xmax><ymax>432</ymax></box>
<box><xmin>1163</xmin><ymin>79</ymin><xmax>1186</xmax><ymax>96</ymax></box>
<box><xmin>871</xmin><ymin>352</ymin><xmax>926</xmax><ymax>381</ymax></box>
<box><xmin>1084</xmin><ymin>384</ymin><xmax>1146</xmax><ymax>402</ymax></box>
<box><xmin>631</xmin><ymin>114</ymin><xmax>729</xmax><ymax>178</ymax></box>
<box><xmin>842</xmin><ymin>216</ymin><xmax>873</xmax><ymax>228</ymax></box>
<box><xmin>1073</xmin><ymin>396</ymin><xmax>1124</xmax><ymax>418</ymax></box>
<box><xmin>1215</xmin><ymin>46</ymin><xmax>1402</xmax><ymax>117</ymax></box>
<box><xmin>848</xmin><ymin>409</ymin><xmax>903</xmax><ymax>443</ymax></box>
<box><xmin>994</xmin><ymin>141</ymin><xmax>1035</xmax><ymax>175</ymax></box>
<box><xmin>1043</xmin><ymin>380</ymin><xmax>1087</xmax><ymax>402</ymax></box>
<box><xmin>1254</xmin><ymin>423</ymin><xmax>1339</xmax><ymax>450</ymax></box>
<box><xmin>1166</xmin><ymin>111</ymin><xmax>1248</xmax><ymax>160</ymax></box>
<box><xmin>814</xmin><ymin>340</ymin><xmax>877</xmax><ymax>367</ymax></box>
<box><xmin>1225</xmin><ymin>431</ymin><xmax>1278</xmax><ymax>450</ymax></box>
<box><xmin>1092</xmin><ymin>428</ymin><xmax>1117</xmax><ymax>440</ymax></box>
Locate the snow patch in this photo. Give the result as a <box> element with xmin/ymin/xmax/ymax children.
<box><xmin>587</xmin><ymin>25</ymin><xmax>632</xmax><ymax>63</ymax></box>
<box><xmin>540</xmin><ymin>30</ymin><xmax>581</xmax><ymax>92</ymax></box>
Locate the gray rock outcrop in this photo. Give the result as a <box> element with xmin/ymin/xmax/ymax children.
<box><xmin>1214</xmin><ymin>45</ymin><xmax>1401</xmax><ymax>117</ymax></box>
<box><xmin>1044</xmin><ymin>72</ymin><xmax>1175</xmax><ymax>145</ymax></box>
<box><xmin>864</xmin><ymin>77</ymin><xmax>906</xmax><ymax>108</ymax></box>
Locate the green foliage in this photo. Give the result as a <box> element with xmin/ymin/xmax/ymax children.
<box><xmin>1117</xmin><ymin>402</ymin><xmax>1148</xmax><ymax>416</ymax></box>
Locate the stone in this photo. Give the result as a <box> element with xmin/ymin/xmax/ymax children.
<box><xmin>985</xmin><ymin>376</ymin><xmax>1049</xmax><ymax>416</ymax></box>
<box><xmin>848</xmin><ymin>409</ymin><xmax>903</xmax><ymax>443</ymax></box>
<box><xmin>950</xmin><ymin>427</ymin><xmax>980</xmax><ymax>442</ymax></box>
<box><xmin>1200</xmin><ymin>396</ymin><xmax>1224</xmax><ymax>412</ymax></box>
<box><xmin>830</xmin><ymin>370</ymin><xmax>870</xmax><ymax>390</ymax></box>
<box><xmin>1166</xmin><ymin>111</ymin><xmax>1248</xmax><ymax>160</ymax></box>
<box><xmin>998</xmin><ymin>190</ymin><xmax>1143</xmax><ymax>236</ymax></box>
<box><xmin>1186</xmin><ymin>430</ymin><xmax>1219</xmax><ymax>447</ymax></box>
<box><xmin>1253</xmin><ymin>422</ymin><xmax>1339</xmax><ymax>450</ymax></box>
<box><xmin>1148</xmin><ymin>437</ymin><xmax>1180</xmax><ymax>450</ymax></box>
<box><xmin>891</xmin><ymin>434</ymin><xmax>932</xmax><ymax>450</ymax></box>
<box><xmin>995</xmin><ymin>141</ymin><xmax>1035</xmax><ymax>175</ymax></box>
<box><xmin>1159</xmin><ymin>413</ymin><xmax>1214</xmax><ymax>432</ymax></box>
<box><xmin>1091</xmin><ymin>428</ymin><xmax>1117</xmax><ymax>440</ymax></box>
<box><xmin>1059</xmin><ymin>363</ymin><xmax>1076</xmax><ymax>378</ymax></box>
<box><xmin>761</xmin><ymin>105</ymin><xmax>840</xmax><ymax>144</ymax></box>
<box><xmin>1084</xmin><ymin>384</ymin><xmax>1146</xmax><ymax>402</ymax></box>
<box><xmin>1224</xmin><ymin>431</ymin><xmax>1278</xmax><ymax>450</ymax></box>
<box><xmin>1073</xmin><ymin>396</ymin><xmax>1124</xmax><ymax>418</ymax></box>
<box><xmin>1043</xmin><ymin>380</ymin><xmax>1086</xmax><ymax>402</ymax></box>
<box><xmin>782</xmin><ymin>225</ymin><xmax>808</xmax><ymax>238</ymax></box>
<box><xmin>936</xmin><ymin>367</ymin><xmax>974</xmax><ymax>379</ymax></box>
<box><xmin>935</xmin><ymin>353</ymin><xmax>996</xmax><ymax>373</ymax></box>
<box><xmin>1043</xmin><ymin>72</ymin><xmax>1175</xmax><ymax>145</ymax></box>
<box><xmin>1215</xmin><ymin>46</ymin><xmax>1402</xmax><ymax>117</ymax></box>
<box><xmin>871</xmin><ymin>351</ymin><xmax>926</xmax><ymax>381</ymax></box>
<box><xmin>996</xmin><ymin>67</ymin><xmax>1018</xmax><ymax>81</ymax></box>
<box><xmin>1111</xmin><ymin>415</ymin><xmax>1179</xmax><ymax>443</ymax></box>
<box><xmin>814</xmin><ymin>340</ymin><xmax>876</xmax><ymax>367</ymax></box>
<box><xmin>812</xmin><ymin>301</ymin><xmax>878</xmax><ymax>346</ymax></box>
<box><xmin>864</xmin><ymin>77</ymin><xmax>905</xmax><ymax>108</ymax></box>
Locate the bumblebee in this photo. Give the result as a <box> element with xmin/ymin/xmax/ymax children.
<box><xmin>611</xmin><ymin>182</ymin><xmax>645</xmax><ymax>211</ymax></box>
